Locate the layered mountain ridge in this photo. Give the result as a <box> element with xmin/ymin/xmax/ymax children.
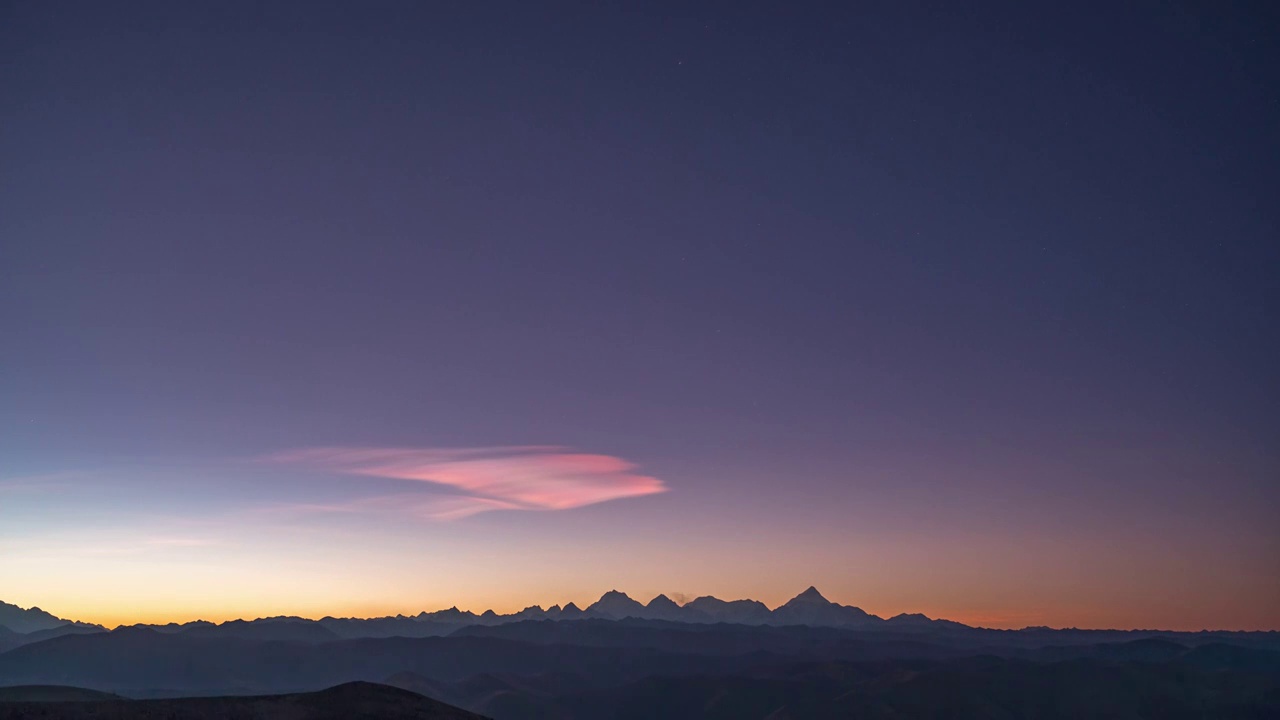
<box><xmin>0</xmin><ymin>601</ymin><xmax>101</xmax><ymax>635</ymax></box>
<box><xmin>340</xmin><ymin>585</ymin><xmax>935</xmax><ymax>630</ymax></box>
<box><xmin>3</xmin><ymin>592</ymin><xmax>1276</xmax><ymax>719</ymax></box>
<box><xmin>1</xmin><ymin>587</ymin><xmax>954</xmax><ymax>645</ymax></box>
<box><xmin>0</xmin><ymin>601</ymin><xmax>106</xmax><ymax>653</ymax></box>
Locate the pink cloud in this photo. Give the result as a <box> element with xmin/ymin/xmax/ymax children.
<box><xmin>252</xmin><ymin>492</ymin><xmax>525</xmax><ymax>521</ymax></box>
<box><xmin>265</xmin><ymin>446</ymin><xmax>666</xmax><ymax>517</ymax></box>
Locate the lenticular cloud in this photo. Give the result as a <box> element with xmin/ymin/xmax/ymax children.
<box><xmin>268</xmin><ymin>446</ymin><xmax>666</xmax><ymax>516</ymax></box>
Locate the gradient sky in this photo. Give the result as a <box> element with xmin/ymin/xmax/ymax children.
<box><xmin>1</xmin><ymin>1</ymin><xmax>1277</xmax><ymax>631</ymax></box>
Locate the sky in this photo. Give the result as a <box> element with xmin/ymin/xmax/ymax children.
<box><xmin>1</xmin><ymin>1</ymin><xmax>1277</xmax><ymax>631</ymax></box>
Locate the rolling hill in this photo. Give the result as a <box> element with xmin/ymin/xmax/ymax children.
<box><xmin>0</xmin><ymin>681</ymin><xmax>486</xmax><ymax>719</ymax></box>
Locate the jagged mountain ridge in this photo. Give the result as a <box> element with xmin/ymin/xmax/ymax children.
<box><xmin>455</xmin><ymin>586</ymin><xmax>939</xmax><ymax>628</ymax></box>
<box><xmin>18</xmin><ymin>587</ymin><xmax>955</xmax><ymax>638</ymax></box>
<box><xmin>0</xmin><ymin>603</ymin><xmax>107</xmax><ymax>654</ymax></box>
<box><xmin>0</xmin><ymin>601</ymin><xmax>102</xmax><ymax>635</ymax></box>
<box><xmin>1</xmin><ymin>588</ymin><xmax>954</xmax><ymax>643</ymax></box>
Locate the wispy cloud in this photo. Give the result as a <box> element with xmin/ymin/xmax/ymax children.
<box><xmin>265</xmin><ymin>446</ymin><xmax>666</xmax><ymax>518</ymax></box>
<box><xmin>251</xmin><ymin>492</ymin><xmax>523</xmax><ymax>521</ymax></box>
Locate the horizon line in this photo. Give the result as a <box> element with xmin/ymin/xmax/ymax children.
<box><xmin>6</xmin><ymin>589</ymin><xmax>1277</xmax><ymax>634</ymax></box>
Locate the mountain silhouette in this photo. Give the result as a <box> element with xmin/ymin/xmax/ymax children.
<box><xmin>0</xmin><ymin>601</ymin><xmax>98</xmax><ymax>634</ymax></box>
<box><xmin>683</xmin><ymin>596</ymin><xmax>772</xmax><ymax>624</ymax></box>
<box><xmin>772</xmin><ymin>586</ymin><xmax>881</xmax><ymax>627</ymax></box>
<box><xmin>1</xmin><ymin>588</ymin><xmax>938</xmax><ymax>643</ymax></box>
<box><xmin>0</xmin><ymin>624</ymin><xmax>104</xmax><ymax>654</ymax></box>
<box><xmin>510</xmin><ymin>605</ymin><xmax>547</xmax><ymax>621</ymax></box>
<box><xmin>418</xmin><ymin>607</ymin><xmax>480</xmax><ymax>624</ymax></box>
<box><xmin>0</xmin><ymin>604</ymin><xmax>106</xmax><ymax>654</ymax></box>
<box><xmin>169</xmin><ymin>617</ymin><xmax>341</xmax><ymax>643</ymax></box>
<box><xmin>585</xmin><ymin>590</ymin><xmax>647</xmax><ymax>619</ymax></box>
<box><xmin>792</xmin><ymin>586</ymin><xmax>826</xmax><ymax>602</ymax></box>
<box><xmin>646</xmin><ymin>594</ymin><xmax>679</xmax><ymax>610</ymax></box>
<box><xmin>642</xmin><ymin>594</ymin><xmax>694</xmax><ymax>622</ymax></box>
<box><xmin>5</xmin><ymin>587</ymin><xmax>1273</xmax><ymax>647</ymax></box>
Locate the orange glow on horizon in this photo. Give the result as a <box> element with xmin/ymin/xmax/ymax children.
<box><xmin>16</xmin><ymin>594</ymin><xmax>1278</xmax><ymax>633</ymax></box>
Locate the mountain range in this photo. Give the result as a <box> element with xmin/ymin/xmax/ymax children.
<box><xmin>397</xmin><ymin>589</ymin><xmax>846</xmax><ymax>628</ymax></box>
<box><xmin>2</xmin><ymin>586</ymin><xmax>1268</xmax><ymax>654</ymax></box>
<box><xmin>0</xmin><ymin>587</ymin><xmax>958</xmax><ymax>651</ymax></box>
<box><xmin>0</xmin><ymin>600</ymin><xmax>101</xmax><ymax>635</ymax></box>
<box><xmin>0</xmin><ymin>586</ymin><xmax>961</xmax><ymax>646</ymax></box>
<box><xmin>3</xmin><ymin>589</ymin><xmax>1278</xmax><ymax>718</ymax></box>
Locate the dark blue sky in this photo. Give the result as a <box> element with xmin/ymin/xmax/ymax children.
<box><xmin>1</xmin><ymin>1</ymin><xmax>1277</xmax><ymax>629</ymax></box>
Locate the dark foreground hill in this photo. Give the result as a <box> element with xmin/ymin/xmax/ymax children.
<box><xmin>0</xmin><ymin>682</ymin><xmax>487</xmax><ymax>720</ymax></box>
